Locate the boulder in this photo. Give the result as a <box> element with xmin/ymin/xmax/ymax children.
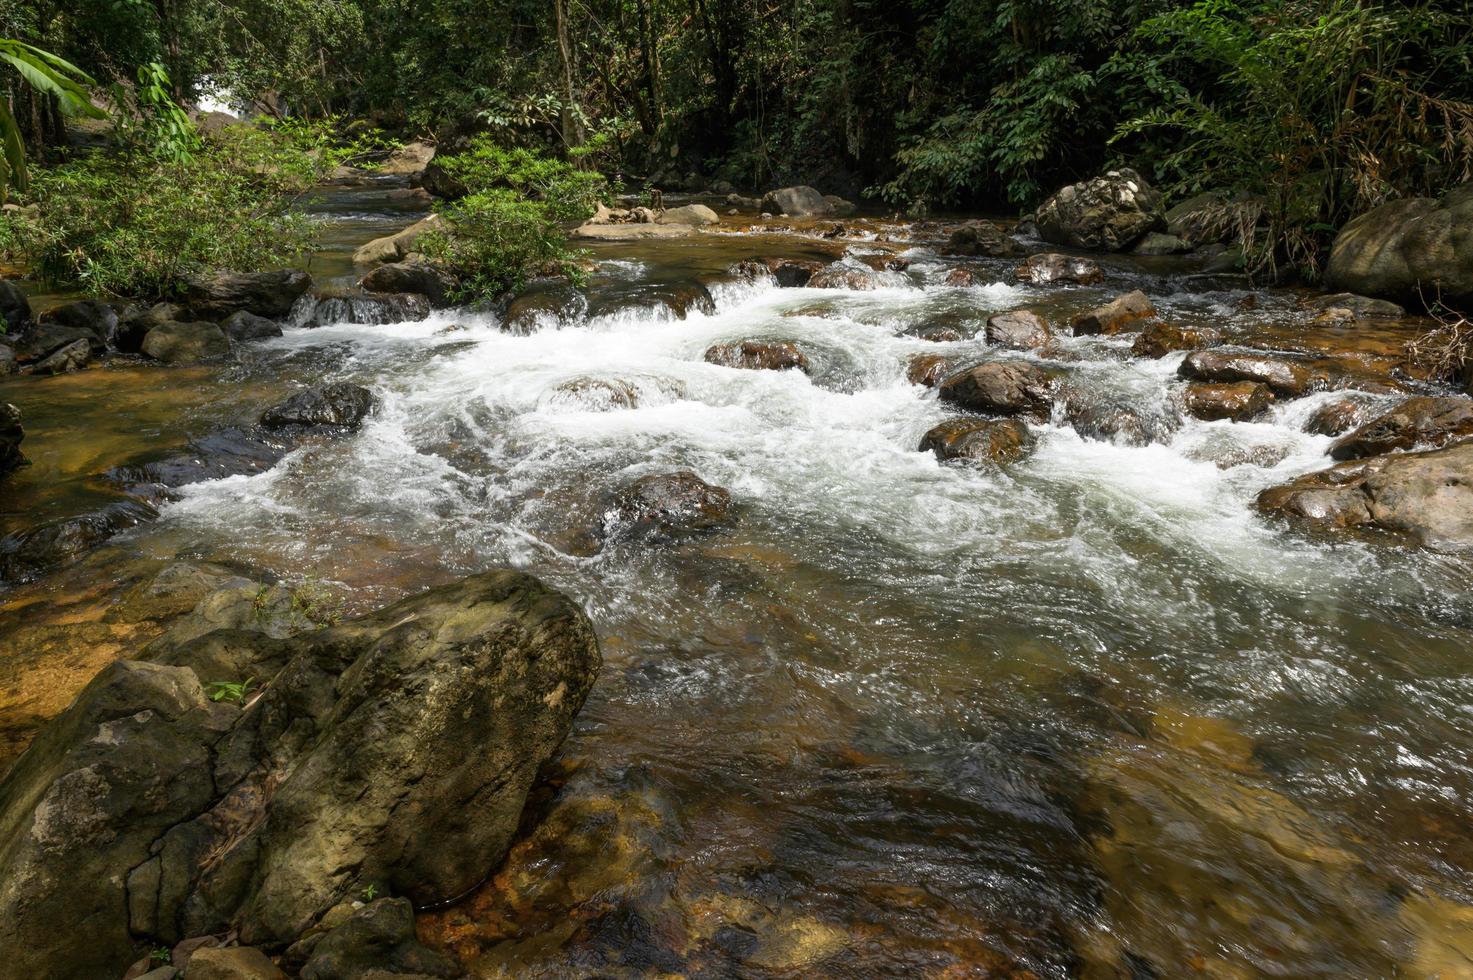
<box><xmin>937</xmin><ymin>361</ymin><xmax>1058</xmax><ymax>420</ymax></box>
<box><xmin>1258</xmin><ymin>440</ymin><xmax>1473</xmax><ymax>551</ymax></box>
<box><xmin>142</xmin><ymin>322</ymin><xmax>233</xmax><ymax>364</ymax></box>
<box><xmin>919</xmin><ymin>418</ymin><xmax>1033</xmax><ymax>464</ymax></box>
<box><xmin>903</xmin><ymin>323</ymin><xmax>968</xmax><ymax>343</ymax></box>
<box><xmin>552</xmin><ymin>377</ymin><xmax>640</xmax><ymax>411</ymax></box>
<box><xmin>15</xmin><ymin>320</ymin><xmax>105</xmax><ymax>361</ymax></box>
<box><xmin>299</xmin><ymin>899</ymin><xmax>461</xmax><ymax>980</ymax></box>
<box><xmin>183</xmin><ymin>271</ymin><xmax>312</xmax><ymax>320</ymax></box>
<box><xmin>1328</xmin><ymin>396</ymin><xmax>1473</xmax><ymax>460</ymax></box>
<box><xmin>30</xmin><ymin>337</ymin><xmax>91</xmax><ymax>374</ymax></box>
<box><xmin>0</xmin><ymin>277</ymin><xmax>30</xmax><ymax>333</ymax></box>
<box><xmin>1035</xmin><ymin>169</ymin><xmax>1164</xmax><ymax>251</ymax></box>
<box><xmin>1130</xmin><ymin>232</ymin><xmax>1188</xmax><ymax>255</ymax></box>
<box><xmin>1065</xmin><ymin>400</ymin><xmax>1163</xmax><ymax>446</ymax></box>
<box><xmin>824</xmin><ymin>194</ymin><xmax>857</xmax><ymax>217</ymax></box>
<box><xmin>808</xmin><ymin>264</ymin><xmax>879</xmax><ymax>290</ymax></box>
<box><xmin>0</xmin><ymin>402</ymin><xmax>24</xmax><ymax>474</ymax></box>
<box><xmin>1014</xmin><ymin>253</ymin><xmax>1104</xmax><ymax>286</ymax></box>
<box><xmin>305</xmin><ymin>293</ymin><xmax>432</xmax><ymax>327</ymax></box>
<box><xmin>186</xmin><ymin>947</ymin><xmax>285</xmax><ymax>980</ymax></box>
<box><xmin>1178</xmin><ymin>349</ymin><xmax>1316</xmax><ymax>398</ymax></box>
<box><xmin>117</xmin><ymin>303</ymin><xmax>186</xmax><ymax>353</ymax></box>
<box><xmin>657</xmin><ymin>204</ymin><xmax>720</xmax><ymax>226</ymax></box>
<box><xmin>260</xmin><ymin>382</ymin><xmax>376</xmax><ymax>431</ymax></box>
<box><xmin>378</xmin><ymin>140</ymin><xmax>436</xmax><ymax>176</ymax></box>
<box><xmin>0</xmin><ymin>571</ymin><xmax>599</xmax><ymax>975</ymax></box>
<box><xmin>906</xmin><ymin>353</ymin><xmax>952</xmax><ymax>388</ymax></box>
<box><xmin>39</xmin><ymin>299</ymin><xmax>118</xmax><ymax>347</ymax></box>
<box><xmin>419</xmin><ymin>160</ymin><xmax>466</xmax><ymax>201</ymax></box>
<box><xmin>759</xmin><ymin>186</ymin><xmax>832</xmax><ymax>217</ymax></box>
<box><xmin>1305</xmin><ymin>397</ymin><xmax>1372</xmax><ymax>437</ymax></box>
<box><xmin>943</xmin><ymin>220</ymin><xmax>1022</xmax><ymax>258</ymax></box>
<box><xmin>1071</xmin><ymin>290</ymin><xmax>1155</xmax><ymax>336</ymax></box>
<box><xmin>1325</xmin><ymin>185</ymin><xmax>1473</xmax><ymax>303</ymax></box>
<box><xmin>353</xmin><ymin>215</ymin><xmax>445</xmax><ymax>266</ymax></box>
<box><xmin>360</xmin><ymin>260</ymin><xmax>458</xmax><ymax>307</ymax></box>
<box><xmin>1131</xmin><ymin>322</ymin><xmax>1221</xmax><ymax>359</ymax></box>
<box><xmin>1164</xmin><ymin>191</ymin><xmax>1241</xmax><ymax>247</ymax></box>
<box><xmin>603</xmin><ymin>471</ymin><xmax>733</xmax><ymax>541</ymax></box>
<box><xmin>943</xmin><ymin>268</ymin><xmax>977</xmax><ymax>287</ymax></box>
<box><xmin>221</xmin><ymin>311</ymin><xmax>284</xmax><ymax>342</ymax></box>
<box><xmin>1183</xmin><ymin>381</ymin><xmax>1271</xmax><ymax>422</ymax></box>
<box><xmin>1303</xmin><ymin>292</ymin><xmax>1405</xmax><ymax>319</ymax></box>
<box><xmin>770</xmin><ymin>260</ymin><xmax>822</xmax><ymax>288</ymax></box>
<box><xmin>704</xmin><ymin>340</ymin><xmax>810</xmax><ymax>372</ymax></box>
<box><xmin>983</xmin><ymin>310</ymin><xmax>1054</xmax><ymax>349</ymax></box>
<box><xmin>501</xmin><ymin>283</ymin><xmax>587</xmax><ymax>333</ymax></box>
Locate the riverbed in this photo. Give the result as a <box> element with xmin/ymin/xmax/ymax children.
<box><xmin>2</xmin><ymin>184</ymin><xmax>1472</xmax><ymax>977</ymax></box>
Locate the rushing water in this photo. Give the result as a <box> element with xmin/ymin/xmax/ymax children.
<box><xmin>4</xmin><ymin>192</ymin><xmax>1473</xmax><ymax>977</ymax></box>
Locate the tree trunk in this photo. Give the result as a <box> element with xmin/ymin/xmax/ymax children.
<box><xmin>554</xmin><ymin>0</ymin><xmax>582</xmax><ymax>153</ymax></box>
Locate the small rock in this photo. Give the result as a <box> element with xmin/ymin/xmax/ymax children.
<box><xmin>919</xmin><ymin>418</ymin><xmax>1033</xmax><ymax>464</ymax></box>
<box><xmin>604</xmin><ymin>471</ymin><xmax>733</xmax><ymax>540</ymax></box>
<box><xmin>184</xmin><ymin>946</ymin><xmax>285</xmax><ymax>980</ymax></box>
<box><xmin>260</xmin><ymin>382</ymin><xmax>376</xmax><ymax>430</ymax></box>
<box><xmin>705</xmin><ymin>340</ymin><xmax>810</xmax><ymax>372</ymax></box>
<box><xmin>906</xmin><ymin>353</ymin><xmax>952</xmax><ymax>388</ymax></box>
<box><xmin>937</xmin><ymin>361</ymin><xmax>1058</xmax><ymax>420</ymax></box>
<box><xmin>1305</xmin><ymin>398</ymin><xmax>1371</xmax><ymax>437</ymax></box>
<box><xmin>552</xmin><ymin>377</ymin><xmax>639</xmax><ymax>410</ymax></box>
<box><xmin>903</xmin><ymin>323</ymin><xmax>968</xmax><ymax>343</ymax></box>
<box><xmin>985</xmin><ymin>310</ymin><xmax>1050</xmax><ymax>351</ymax></box>
<box><xmin>1014</xmin><ymin>253</ymin><xmax>1104</xmax><ymax>286</ymax></box>
<box><xmin>944</xmin><ymin>268</ymin><xmax>976</xmax><ymax>287</ymax></box>
<box><xmin>141</xmin><ymin>322</ymin><xmax>232</xmax><ymax>364</ymax></box>
<box><xmin>1183</xmin><ymin>381</ymin><xmax>1272</xmax><ymax>422</ymax></box>
<box><xmin>221</xmin><ymin>311</ymin><xmax>284</xmax><ymax>342</ymax></box>
<box><xmin>1071</xmin><ymin>290</ymin><xmax>1155</xmax><ymax>336</ymax></box>
<box><xmin>30</xmin><ymin>337</ymin><xmax>90</xmax><ymax>374</ymax></box>
<box><xmin>300</xmin><ymin>898</ymin><xmax>460</xmax><ymax>980</ymax></box>
<box><xmin>1179</xmin><ymin>349</ymin><xmax>1316</xmax><ymax>398</ymax></box>
<box><xmin>1131</xmin><ymin>322</ymin><xmax>1221</xmax><ymax>359</ymax></box>
<box><xmin>1329</xmin><ymin>396</ymin><xmax>1473</xmax><ymax>460</ymax></box>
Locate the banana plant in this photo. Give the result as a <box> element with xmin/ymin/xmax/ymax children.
<box><xmin>0</xmin><ymin>39</ymin><xmax>107</xmax><ymax>198</ymax></box>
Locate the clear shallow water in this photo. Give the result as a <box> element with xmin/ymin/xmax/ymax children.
<box><xmin>4</xmin><ymin>213</ymin><xmax>1473</xmax><ymax>976</ymax></box>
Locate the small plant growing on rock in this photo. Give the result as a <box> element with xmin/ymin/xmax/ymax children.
<box><xmin>206</xmin><ymin>677</ymin><xmax>255</xmax><ymax>703</ymax></box>
<box><xmin>149</xmin><ymin>946</ymin><xmax>171</xmax><ymax>963</ymax></box>
<box><xmin>361</xmin><ymin>883</ymin><xmax>378</xmax><ymax>901</ymax></box>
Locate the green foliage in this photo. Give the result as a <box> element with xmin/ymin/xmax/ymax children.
<box><xmin>111</xmin><ymin>62</ymin><xmax>198</xmax><ymax>162</ymax></box>
<box><xmin>361</xmin><ymin>883</ymin><xmax>379</xmax><ymax>901</ymax></box>
<box><xmin>434</xmin><ymin>138</ymin><xmax>608</xmax><ymax>223</ymax></box>
<box><xmin>421</xmin><ymin>189</ymin><xmax>584</xmax><ymax>301</ymax></box>
<box><xmin>263</xmin><ymin>114</ymin><xmax>397</xmax><ymax>170</ymax></box>
<box><xmin>206</xmin><ymin>677</ymin><xmax>256</xmax><ymax>703</ymax></box>
<box><xmin>0</xmin><ymin>38</ymin><xmax>106</xmax><ymax>197</ymax></box>
<box><xmin>0</xmin><ymin>125</ymin><xmax>325</xmax><ymax>298</ymax></box>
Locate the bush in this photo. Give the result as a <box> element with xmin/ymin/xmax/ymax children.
<box><xmin>0</xmin><ymin>124</ymin><xmax>329</xmax><ymax>298</ymax></box>
<box><xmin>433</xmin><ymin>137</ymin><xmax>608</xmax><ymax>222</ymax></box>
<box><xmin>419</xmin><ymin>189</ymin><xmax>582</xmax><ymax>301</ymax></box>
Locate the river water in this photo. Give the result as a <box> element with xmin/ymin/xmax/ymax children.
<box><xmin>3</xmin><ymin>186</ymin><xmax>1473</xmax><ymax>977</ymax></box>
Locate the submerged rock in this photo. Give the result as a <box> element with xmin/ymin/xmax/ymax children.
<box><xmin>985</xmin><ymin>310</ymin><xmax>1050</xmax><ymax>351</ymax></box>
<box><xmin>0</xmin><ymin>401</ymin><xmax>25</xmax><ymax>474</ymax></box>
<box><xmin>1131</xmin><ymin>322</ymin><xmax>1221</xmax><ymax>359</ymax></box>
<box><xmin>306</xmin><ymin>293</ymin><xmax>432</xmax><ymax>326</ymax></box>
<box><xmin>1066</xmin><ymin>400</ymin><xmax>1164</xmax><ymax>445</ymax></box>
<box><xmin>1035</xmin><ymin>169</ymin><xmax>1164</xmax><ymax>251</ymax></box>
<box><xmin>552</xmin><ymin>377</ymin><xmax>640</xmax><ymax>411</ymax></box>
<box><xmin>1014</xmin><ymin>252</ymin><xmax>1104</xmax><ymax>286</ymax></box>
<box><xmin>0</xmin><ymin>570</ymin><xmax>600</xmax><ymax>975</ymax></box>
<box><xmin>1179</xmin><ymin>349</ymin><xmax>1316</xmax><ymax>398</ymax></box>
<box><xmin>1183</xmin><ymin>381</ymin><xmax>1272</xmax><ymax>422</ymax></box>
<box><xmin>705</xmin><ymin>339</ymin><xmax>811</xmax><ymax>372</ymax></box>
<box><xmin>903</xmin><ymin>322</ymin><xmax>969</xmax><ymax>343</ymax></box>
<box><xmin>1328</xmin><ymin>396</ymin><xmax>1473</xmax><ymax>460</ymax></box>
<box><xmin>142</xmin><ymin>321</ymin><xmax>232</xmax><ymax>364</ymax></box>
<box><xmin>808</xmin><ymin>264</ymin><xmax>879</xmax><ymax>290</ymax></box>
<box><xmin>1258</xmin><ymin>440</ymin><xmax>1473</xmax><ymax>551</ymax></box>
<box><xmin>183</xmin><ymin>270</ymin><xmax>312</xmax><ymax>320</ymax></box>
<box><xmin>109</xmin><ymin>428</ymin><xmax>295</xmax><ymax>497</ymax></box>
<box><xmin>937</xmin><ymin>361</ymin><xmax>1059</xmax><ymax>420</ymax></box>
<box><xmin>0</xmin><ymin>499</ymin><xmax>158</xmax><ymax>584</ymax></box>
<box><xmin>919</xmin><ymin>418</ymin><xmax>1033</xmax><ymax>464</ymax></box>
<box><xmin>1071</xmin><ymin>290</ymin><xmax>1155</xmax><ymax>336</ymax></box>
<box><xmin>501</xmin><ymin>282</ymin><xmax>588</xmax><ymax>333</ymax></box>
<box><xmin>603</xmin><ymin>471</ymin><xmax>733</xmax><ymax>541</ymax></box>
<box><xmin>260</xmin><ymin>382</ymin><xmax>377</xmax><ymax>431</ymax></box>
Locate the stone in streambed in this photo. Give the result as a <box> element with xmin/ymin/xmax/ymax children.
<box><xmin>1014</xmin><ymin>252</ymin><xmax>1104</xmax><ymax>286</ymax></box>
<box><xmin>943</xmin><ymin>220</ymin><xmax>1022</xmax><ymax>258</ymax></box>
<box><xmin>937</xmin><ymin>361</ymin><xmax>1059</xmax><ymax>420</ymax></box>
<box><xmin>222</xmin><ymin>310</ymin><xmax>284</xmax><ymax>342</ymax></box>
<box><xmin>260</xmin><ymin>382</ymin><xmax>376</xmax><ymax>431</ymax></box>
<box><xmin>38</xmin><ymin>299</ymin><xmax>118</xmax><ymax>347</ymax></box>
<box><xmin>553</xmin><ymin>377</ymin><xmax>640</xmax><ymax>411</ymax></box>
<box><xmin>1178</xmin><ymin>349</ymin><xmax>1316</xmax><ymax>398</ymax></box>
<box><xmin>603</xmin><ymin>471</ymin><xmax>733</xmax><ymax>541</ymax></box>
<box><xmin>142</xmin><ymin>321</ymin><xmax>232</xmax><ymax>364</ymax></box>
<box><xmin>0</xmin><ymin>499</ymin><xmax>158</xmax><ymax>585</ymax></box>
<box><xmin>1071</xmin><ymin>290</ymin><xmax>1154</xmax><ymax>336</ymax></box>
<box><xmin>1305</xmin><ymin>397</ymin><xmax>1372</xmax><ymax>437</ymax></box>
<box><xmin>30</xmin><ymin>337</ymin><xmax>90</xmax><ymax>374</ymax></box>
<box><xmin>906</xmin><ymin>353</ymin><xmax>952</xmax><ymax>388</ymax></box>
<box><xmin>1328</xmin><ymin>396</ymin><xmax>1473</xmax><ymax>460</ymax></box>
<box><xmin>186</xmin><ymin>946</ymin><xmax>286</xmax><ymax>980</ymax></box>
<box><xmin>1066</xmin><ymin>400</ymin><xmax>1165</xmax><ymax>446</ymax></box>
<box><xmin>985</xmin><ymin>310</ymin><xmax>1050</xmax><ymax>351</ymax></box>
<box><xmin>354</xmin><ymin>215</ymin><xmax>445</xmax><ymax>266</ymax></box>
<box><xmin>182</xmin><ymin>269</ymin><xmax>312</xmax><ymax>320</ymax></box>
<box><xmin>1131</xmin><ymin>322</ymin><xmax>1221</xmax><ymax>359</ymax></box>
<box><xmin>1183</xmin><ymin>381</ymin><xmax>1271</xmax><ymax>422</ymax></box>
<box><xmin>1034</xmin><ymin>168</ymin><xmax>1164</xmax><ymax>251</ymax></box>
<box><xmin>903</xmin><ymin>322</ymin><xmax>969</xmax><ymax>343</ymax></box>
<box><xmin>0</xmin><ymin>276</ymin><xmax>30</xmax><ymax>333</ymax></box>
<box><xmin>705</xmin><ymin>339</ymin><xmax>810</xmax><ymax>372</ymax></box>
<box><xmin>919</xmin><ymin>418</ymin><xmax>1033</xmax><ymax>464</ymax></box>
<box><xmin>0</xmin><ymin>401</ymin><xmax>25</xmax><ymax>474</ymax></box>
<box><xmin>299</xmin><ymin>898</ymin><xmax>461</xmax><ymax>980</ymax></box>
<box><xmin>360</xmin><ymin>260</ymin><xmax>458</xmax><ymax>307</ymax></box>
<box><xmin>759</xmin><ymin>186</ymin><xmax>832</xmax><ymax>217</ymax></box>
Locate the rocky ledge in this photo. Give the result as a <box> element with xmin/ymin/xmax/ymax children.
<box><xmin>0</xmin><ymin>569</ymin><xmax>601</xmax><ymax>979</ymax></box>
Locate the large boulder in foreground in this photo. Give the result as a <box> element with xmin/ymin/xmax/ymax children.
<box><xmin>183</xmin><ymin>270</ymin><xmax>312</xmax><ymax>320</ymax></box>
<box><xmin>0</xmin><ymin>570</ymin><xmax>601</xmax><ymax>976</ymax></box>
<box><xmin>1328</xmin><ymin>396</ymin><xmax>1473</xmax><ymax>460</ymax></box>
<box><xmin>261</xmin><ymin>382</ymin><xmax>377</xmax><ymax>430</ymax></box>
<box><xmin>760</xmin><ymin>186</ymin><xmax>832</xmax><ymax>217</ymax></box>
<box><xmin>1325</xmin><ymin>184</ymin><xmax>1473</xmax><ymax>303</ymax></box>
<box><xmin>1034</xmin><ymin>168</ymin><xmax>1164</xmax><ymax>251</ymax></box>
<box><xmin>1258</xmin><ymin>439</ymin><xmax>1473</xmax><ymax>551</ymax></box>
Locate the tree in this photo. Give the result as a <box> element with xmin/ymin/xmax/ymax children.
<box><xmin>0</xmin><ymin>39</ymin><xmax>105</xmax><ymax>198</ymax></box>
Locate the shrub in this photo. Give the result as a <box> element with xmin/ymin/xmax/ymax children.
<box><xmin>419</xmin><ymin>188</ymin><xmax>582</xmax><ymax>301</ymax></box>
<box><xmin>0</xmin><ymin>124</ymin><xmax>328</xmax><ymax>298</ymax></box>
<box><xmin>433</xmin><ymin>137</ymin><xmax>608</xmax><ymax>222</ymax></box>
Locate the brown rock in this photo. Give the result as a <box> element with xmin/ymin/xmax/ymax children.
<box><xmin>603</xmin><ymin>471</ymin><xmax>733</xmax><ymax>540</ymax></box>
<box><xmin>1014</xmin><ymin>253</ymin><xmax>1104</xmax><ymax>286</ymax></box>
<box><xmin>944</xmin><ymin>268</ymin><xmax>976</xmax><ymax>287</ymax></box>
<box><xmin>904</xmin><ymin>323</ymin><xmax>968</xmax><ymax>343</ymax></box>
<box><xmin>705</xmin><ymin>340</ymin><xmax>810</xmax><ymax>372</ymax></box>
<box><xmin>809</xmin><ymin>265</ymin><xmax>879</xmax><ymax>290</ymax></box>
<box><xmin>938</xmin><ymin>361</ymin><xmax>1058</xmax><ymax>420</ymax></box>
<box><xmin>1305</xmin><ymin>398</ymin><xmax>1371</xmax><ymax>437</ymax></box>
<box><xmin>985</xmin><ymin>310</ymin><xmax>1050</xmax><ymax>351</ymax></box>
<box><xmin>1071</xmin><ymin>290</ymin><xmax>1155</xmax><ymax>336</ymax></box>
<box><xmin>186</xmin><ymin>947</ymin><xmax>285</xmax><ymax>980</ymax></box>
<box><xmin>1179</xmin><ymin>349</ymin><xmax>1316</xmax><ymax>397</ymax></box>
<box><xmin>1329</xmin><ymin>396</ymin><xmax>1473</xmax><ymax>460</ymax></box>
<box><xmin>919</xmin><ymin>418</ymin><xmax>1033</xmax><ymax>464</ymax></box>
<box><xmin>906</xmin><ymin>354</ymin><xmax>952</xmax><ymax>388</ymax></box>
<box><xmin>1183</xmin><ymin>381</ymin><xmax>1272</xmax><ymax>422</ymax></box>
<box><xmin>1131</xmin><ymin>322</ymin><xmax>1221</xmax><ymax>359</ymax></box>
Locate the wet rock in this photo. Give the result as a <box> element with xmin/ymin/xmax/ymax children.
<box><xmin>1183</xmin><ymin>381</ymin><xmax>1271</xmax><ymax>422</ymax></box>
<box><xmin>1325</xmin><ymin>185</ymin><xmax>1473</xmax><ymax>303</ymax></box>
<box><xmin>30</xmin><ymin>336</ymin><xmax>91</xmax><ymax>374</ymax></box>
<box><xmin>0</xmin><ymin>277</ymin><xmax>30</xmax><ymax>333</ymax></box>
<box><xmin>985</xmin><ymin>310</ymin><xmax>1050</xmax><ymax>351</ymax></box>
<box><xmin>353</xmin><ymin>215</ymin><xmax>445</xmax><ymax>266</ymax></box>
<box><xmin>222</xmin><ymin>311</ymin><xmax>284</xmax><ymax>342</ymax></box>
<box><xmin>1305</xmin><ymin>397</ymin><xmax>1372</xmax><ymax>437</ymax></box>
<box><xmin>1035</xmin><ymin>168</ymin><xmax>1164</xmax><ymax>251</ymax></box>
<box><xmin>1178</xmin><ymin>349</ymin><xmax>1316</xmax><ymax>398</ymax></box>
<box><xmin>705</xmin><ymin>339</ymin><xmax>811</xmax><ymax>372</ymax></box>
<box><xmin>0</xmin><ymin>499</ymin><xmax>157</xmax><ymax>584</ymax></box>
<box><xmin>360</xmin><ymin>260</ymin><xmax>458</xmax><ymax>307</ymax></box>
<box><xmin>823</xmin><ymin>194</ymin><xmax>857</xmax><ymax>217</ymax></box>
<box><xmin>727</xmin><ymin>258</ymin><xmax>774</xmax><ymax>282</ymax></box>
<box><xmin>1258</xmin><ymin>440</ymin><xmax>1473</xmax><ymax>551</ymax></box>
<box><xmin>1014</xmin><ymin>252</ymin><xmax>1104</xmax><ymax>286</ymax></box>
<box><xmin>13</xmin><ymin>320</ymin><xmax>105</xmax><ymax>362</ymax></box>
<box><xmin>943</xmin><ymin>267</ymin><xmax>976</xmax><ymax>287</ymax></box>
<box><xmin>39</xmin><ymin>299</ymin><xmax>117</xmax><ymax>346</ymax></box>
<box><xmin>1164</xmin><ymin>191</ymin><xmax>1242</xmax><ymax>247</ymax></box>
<box><xmin>109</xmin><ymin>428</ymin><xmax>294</xmax><ymax>495</ymax></box>
<box><xmin>658</xmin><ymin>204</ymin><xmax>720</xmax><ymax>226</ymax></box>
<box><xmin>906</xmin><ymin>353</ymin><xmax>952</xmax><ymax>388</ymax></box>
<box><xmin>115</xmin><ymin>303</ymin><xmax>182</xmax><ymax>353</ymax></box>
<box><xmin>183</xmin><ymin>270</ymin><xmax>312</xmax><ymax>320</ymax></box>
<box><xmin>306</xmin><ymin>293</ymin><xmax>432</xmax><ymax>326</ymax></box>
<box><xmin>919</xmin><ymin>418</ymin><xmax>1033</xmax><ymax>464</ymax></box>
<box><xmin>0</xmin><ymin>343</ymin><xmax>13</xmax><ymax>375</ymax></box>
<box><xmin>808</xmin><ymin>264</ymin><xmax>879</xmax><ymax>290</ymax></box>
<box><xmin>142</xmin><ymin>321</ymin><xmax>233</xmax><ymax>364</ymax></box>
<box><xmin>589</xmin><ymin>282</ymin><xmax>715</xmax><ymax>320</ymax></box>
<box><xmin>187</xmin><ymin>947</ymin><xmax>285</xmax><ymax>980</ymax></box>
<box><xmin>501</xmin><ymin>282</ymin><xmax>587</xmax><ymax>333</ymax></box>
<box><xmin>1328</xmin><ymin>396</ymin><xmax>1473</xmax><ymax>460</ymax></box>
<box><xmin>760</xmin><ymin>186</ymin><xmax>832</xmax><ymax>217</ymax></box>
<box><xmin>1131</xmin><ymin>322</ymin><xmax>1221</xmax><ymax>359</ymax></box>
<box><xmin>938</xmin><ymin>361</ymin><xmax>1058</xmax><ymax>420</ymax></box>
<box><xmin>300</xmin><ymin>899</ymin><xmax>461</xmax><ymax>980</ymax></box>
<box><xmin>0</xmin><ymin>401</ymin><xmax>24</xmax><ymax>474</ymax></box>
<box><xmin>1071</xmin><ymin>290</ymin><xmax>1155</xmax><ymax>336</ymax></box>
<box><xmin>1303</xmin><ymin>292</ymin><xmax>1405</xmax><ymax>319</ymax></box>
<box><xmin>0</xmin><ymin>570</ymin><xmax>599</xmax><ymax>974</ymax></box>
<box><xmin>261</xmin><ymin>382</ymin><xmax>377</xmax><ymax>431</ymax></box>
<box><xmin>552</xmin><ymin>377</ymin><xmax>640</xmax><ymax>410</ymax></box>
<box><xmin>1065</xmin><ymin>400</ymin><xmax>1161</xmax><ymax>446</ymax></box>
<box><xmin>603</xmin><ymin>471</ymin><xmax>733</xmax><ymax>540</ymax></box>
<box><xmin>943</xmin><ymin>220</ymin><xmax>1021</xmax><ymax>258</ymax></box>
<box><xmin>770</xmin><ymin>260</ymin><xmax>822</xmax><ymax>288</ymax></box>
<box><xmin>903</xmin><ymin>322</ymin><xmax>968</xmax><ymax>343</ymax></box>
<box><xmin>1130</xmin><ymin>232</ymin><xmax>1188</xmax><ymax>255</ymax></box>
